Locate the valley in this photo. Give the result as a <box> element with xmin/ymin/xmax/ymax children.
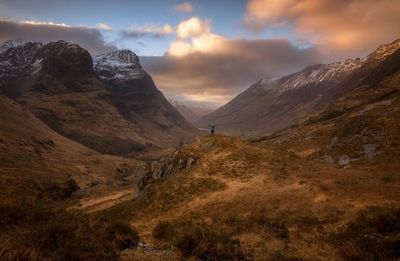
<box><xmin>0</xmin><ymin>37</ymin><xmax>399</xmax><ymax>261</ymax></box>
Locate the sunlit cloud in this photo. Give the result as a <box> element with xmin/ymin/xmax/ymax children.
<box><xmin>176</xmin><ymin>17</ymin><xmax>211</xmax><ymax>39</ymax></box>
<box><xmin>168</xmin><ymin>17</ymin><xmax>222</xmax><ymax>56</ymax></box>
<box><xmin>95</xmin><ymin>23</ymin><xmax>112</xmax><ymax>30</ymax></box>
<box><xmin>17</xmin><ymin>20</ymin><xmax>70</xmax><ymax>27</ymax></box>
<box><xmin>173</xmin><ymin>2</ymin><xmax>194</xmax><ymax>13</ymax></box>
<box><xmin>244</xmin><ymin>0</ymin><xmax>400</xmax><ymax>56</ymax></box>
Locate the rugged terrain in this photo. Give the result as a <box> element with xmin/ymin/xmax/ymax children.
<box><xmin>197</xmin><ymin>39</ymin><xmax>400</xmax><ymax>137</ymax></box>
<box><xmin>0</xmin><ymin>94</ymin><xmax>141</xmax><ymax>205</ymax></box>
<box><xmin>99</xmin><ymin>133</ymin><xmax>400</xmax><ymax>260</ymax></box>
<box><xmin>0</xmin><ymin>38</ymin><xmax>399</xmax><ymax>260</ymax></box>
<box><xmin>93</xmin><ymin>40</ymin><xmax>400</xmax><ymax>260</ymax></box>
<box><xmin>0</xmin><ymin>40</ymin><xmax>198</xmax><ymax>155</ymax></box>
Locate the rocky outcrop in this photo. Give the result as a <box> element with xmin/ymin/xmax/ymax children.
<box><xmin>133</xmin><ymin>151</ymin><xmax>197</xmax><ymax>199</ymax></box>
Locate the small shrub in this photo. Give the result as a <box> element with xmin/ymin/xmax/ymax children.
<box><xmin>152</xmin><ymin>221</ymin><xmax>175</xmax><ymax>241</ymax></box>
<box><xmin>174</xmin><ymin>224</ymin><xmax>244</xmax><ymax>261</ymax></box>
<box><xmin>0</xmin><ymin>203</ymin><xmax>140</xmax><ymax>260</ymax></box>
<box><xmin>336</xmin><ymin>207</ymin><xmax>400</xmax><ymax>260</ymax></box>
<box><xmin>106</xmin><ymin>221</ymin><xmax>140</xmax><ymax>250</ymax></box>
<box><xmin>381</xmin><ymin>176</ymin><xmax>395</xmax><ymax>183</ymax></box>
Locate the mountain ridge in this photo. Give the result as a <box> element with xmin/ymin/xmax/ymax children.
<box><xmin>0</xmin><ymin>40</ymin><xmax>199</xmax><ymax>155</ymax></box>
<box><xmin>196</xmin><ymin>39</ymin><xmax>400</xmax><ymax>136</ymax></box>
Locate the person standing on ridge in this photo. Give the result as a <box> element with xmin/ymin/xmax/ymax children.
<box><xmin>209</xmin><ymin>123</ymin><xmax>216</xmax><ymax>136</ymax></box>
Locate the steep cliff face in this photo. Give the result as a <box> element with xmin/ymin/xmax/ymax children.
<box><xmin>0</xmin><ymin>40</ymin><xmax>43</xmax><ymax>84</ymax></box>
<box><xmin>133</xmin><ymin>151</ymin><xmax>198</xmax><ymax>199</ymax></box>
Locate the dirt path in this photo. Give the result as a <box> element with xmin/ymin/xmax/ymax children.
<box><xmin>71</xmin><ymin>188</ymin><xmax>134</xmax><ymax>213</ymax></box>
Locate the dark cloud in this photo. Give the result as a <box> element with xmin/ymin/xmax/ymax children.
<box><xmin>141</xmin><ymin>38</ymin><xmax>324</xmax><ymax>107</ymax></box>
<box><xmin>0</xmin><ymin>19</ymin><xmax>116</xmax><ymax>55</ymax></box>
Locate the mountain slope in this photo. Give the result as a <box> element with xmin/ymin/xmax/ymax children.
<box><xmin>196</xmin><ymin>39</ymin><xmax>400</xmax><ymax>136</ymax></box>
<box><xmin>98</xmin><ymin>63</ymin><xmax>400</xmax><ymax>259</ymax></box>
<box><xmin>0</xmin><ymin>40</ymin><xmax>198</xmax><ymax>155</ymax></box>
<box><xmin>169</xmin><ymin>99</ymin><xmax>213</xmax><ymax>123</ymax></box>
<box><xmin>0</xmin><ymin>94</ymin><xmax>140</xmax><ymax>204</ymax></box>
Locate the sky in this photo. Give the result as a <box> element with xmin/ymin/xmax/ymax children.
<box><xmin>1</xmin><ymin>0</ymin><xmax>399</xmax><ymax>108</ymax></box>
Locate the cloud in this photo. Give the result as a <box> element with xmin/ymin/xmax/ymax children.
<box><xmin>173</xmin><ymin>2</ymin><xmax>194</xmax><ymax>13</ymax></box>
<box><xmin>176</xmin><ymin>17</ymin><xmax>211</xmax><ymax>39</ymax></box>
<box><xmin>168</xmin><ymin>17</ymin><xmax>221</xmax><ymax>56</ymax></box>
<box><xmin>137</xmin><ymin>16</ymin><xmax>326</xmax><ymax>108</ymax></box>
<box><xmin>244</xmin><ymin>0</ymin><xmax>400</xmax><ymax>56</ymax></box>
<box><xmin>0</xmin><ymin>19</ymin><xmax>116</xmax><ymax>55</ymax></box>
<box><xmin>95</xmin><ymin>23</ymin><xmax>112</xmax><ymax>30</ymax></box>
<box><xmin>142</xmin><ymin>38</ymin><xmax>322</xmax><ymax>108</ymax></box>
<box><xmin>128</xmin><ymin>24</ymin><xmax>174</xmax><ymax>36</ymax></box>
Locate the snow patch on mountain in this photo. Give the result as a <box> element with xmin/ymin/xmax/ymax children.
<box><xmin>0</xmin><ymin>40</ymin><xmax>43</xmax><ymax>82</ymax></box>
<box><xmin>93</xmin><ymin>50</ymin><xmax>145</xmax><ymax>80</ymax></box>
<box><xmin>0</xmin><ymin>40</ymin><xmax>28</xmax><ymax>54</ymax></box>
<box><xmin>368</xmin><ymin>39</ymin><xmax>400</xmax><ymax>61</ymax></box>
<box><xmin>279</xmin><ymin>57</ymin><xmax>365</xmax><ymax>92</ymax></box>
<box><xmin>277</xmin><ymin>39</ymin><xmax>400</xmax><ymax>92</ymax></box>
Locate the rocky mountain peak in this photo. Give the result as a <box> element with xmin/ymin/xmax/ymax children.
<box><xmin>0</xmin><ymin>40</ymin><xmax>28</xmax><ymax>53</ymax></box>
<box><xmin>35</xmin><ymin>40</ymin><xmax>94</xmax><ymax>77</ymax></box>
<box><xmin>0</xmin><ymin>40</ymin><xmax>43</xmax><ymax>84</ymax></box>
<box><xmin>367</xmin><ymin>39</ymin><xmax>400</xmax><ymax>61</ymax></box>
<box><xmin>93</xmin><ymin>49</ymin><xmax>145</xmax><ymax>81</ymax></box>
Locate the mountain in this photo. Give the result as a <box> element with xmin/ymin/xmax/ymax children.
<box><xmin>0</xmin><ymin>40</ymin><xmax>198</xmax><ymax>155</ymax></box>
<box><xmin>196</xmin><ymin>39</ymin><xmax>400</xmax><ymax>136</ymax></box>
<box><xmin>98</xmin><ymin>49</ymin><xmax>400</xmax><ymax>259</ymax></box>
<box><xmin>0</xmin><ymin>94</ymin><xmax>141</xmax><ymax>204</ymax></box>
<box><xmin>169</xmin><ymin>99</ymin><xmax>213</xmax><ymax>123</ymax></box>
<box><xmin>0</xmin><ymin>40</ymin><xmax>43</xmax><ymax>89</ymax></box>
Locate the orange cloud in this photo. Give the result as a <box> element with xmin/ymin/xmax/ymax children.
<box><xmin>173</xmin><ymin>2</ymin><xmax>194</xmax><ymax>13</ymax></box>
<box><xmin>244</xmin><ymin>0</ymin><xmax>400</xmax><ymax>55</ymax></box>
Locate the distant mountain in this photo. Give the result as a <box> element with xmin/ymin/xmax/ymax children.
<box><xmin>196</xmin><ymin>39</ymin><xmax>400</xmax><ymax>136</ymax></box>
<box><xmin>169</xmin><ymin>99</ymin><xmax>213</xmax><ymax>123</ymax></box>
<box><xmin>0</xmin><ymin>40</ymin><xmax>198</xmax><ymax>155</ymax></box>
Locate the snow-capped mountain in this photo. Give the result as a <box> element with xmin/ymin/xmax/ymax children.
<box><xmin>197</xmin><ymin>39</ymin><xmax>400</xmax><ymax>136</ymax></box>
<box><xmin>279</xmin><ymin>58</ymin><xmax>364</xmax><ymax>92</ymax></box>
<box><xmin>93</xmin><ymin>50</ymin><xmax>145</xmax><ymax>80</ymax></box>
<box><xmin>0</xmin><ymin>40</ymin><xmax>198</xmax><ymax>154</ymax></box>
<box><xmin>0</xmin><ymin>40</ymin><xmax>43</xmax><ymax>84</ymax></box>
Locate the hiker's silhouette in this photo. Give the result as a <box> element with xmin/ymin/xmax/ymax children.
<box><xmin>209</xmin><ymin>123</ymin><xmax>216</xmax><ymax>136</ymax></box>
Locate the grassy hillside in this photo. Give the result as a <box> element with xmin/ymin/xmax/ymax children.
<box><xmin>97</xmin><ymin>135</ymin><xmax>400</xmax><ymax>260</ymax></box>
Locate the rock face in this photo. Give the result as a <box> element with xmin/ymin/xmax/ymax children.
<box><xmin>133</xmin><ymin>152</ymin><xmax>197</xmax><ymax>199</ymax></box>
<box><xmin>94</xmin><ymin>50</ymin><xmax>145</xmax><ymax>80</ymax></box>
<box><xmin>0</xmin><ymin>40</ymin><xmax>43</xmax><ymax>89</ymax></box>
<box><xmin>197</xmin><ymin>39</ymin><xmax>400</xmax><ymax>136</ymax></box>
<box><xmin>0</xmin><ymin>40</ymin><xmax>198</xmax><ymax>155</ymax></box>
<box><xmin>37</xmin><ymin>41</ymin><xmax>94</xmax><ymax>78</ymax></box>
